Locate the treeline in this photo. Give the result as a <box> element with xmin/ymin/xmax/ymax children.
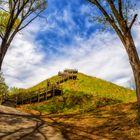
<box><xmin>0</xmin><ymin>73</ymin><xmax>24</xmax><ymax>102</ymax></box>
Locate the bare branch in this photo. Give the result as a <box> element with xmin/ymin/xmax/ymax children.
<box><xmin>128</xmin><ymin>14</ymin><xmax>138</xmax><ymax>30</ymax></box>
<box><xmin>0</xmin><ymin>7</ymin><xmax>9</xmax><ymax>12</ymax></box>
<box><xmin>88</xmin><ymin>0</ymin><xmax>112</xmax><ymax>23</ymax></box>
<box><xmin>106</xmin><ymin>0</ymin><xmax>127</xmax><ymax>33</ymax></box>
<box><xmin>18</xmin><ymin>10</ymin><xmax>44</xmax><ymax>31</ymax></box>
<box><xmin>118</xmin><ymin>0</ymin><xmax>123</xmax><ymax>18</ymax></box>
<box><xmin>88</xmin><ymin>0</ymin><xmax>125</xmax><ymax>45</ymax></box>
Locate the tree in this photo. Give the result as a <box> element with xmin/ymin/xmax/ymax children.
<box><xmin>0</xmin><ymin>73</ymin><xmax>8</xmax><ymax>95</ymax></box>
<box><xmin>0</xmin><ymin>0</ymin><xmax>47</xmax><ymax>70</ymax></box>
<box><xmin>9</xmin><ymin>86</ymin><xmax>21</xmax><ymax>95</ymax></box>
<box><xmin>87</xmin><ymin>0</ymin><xmax>140</xmax><ymax>122</ymax></box>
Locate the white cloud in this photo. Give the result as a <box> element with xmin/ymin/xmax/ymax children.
<box><xmin>2</xmin><ymin>3</ymin><xmax>140</xmax><ymax>89</ymax></box>
<box><xmin>3</xmin><ymin>28</ymin><xmax>136</xmax><ymax>89</ymax></box>
<box><xmin>56</xmin><ymin>31</ymin><xmax>133</xmax><ymax>86</ymax></box>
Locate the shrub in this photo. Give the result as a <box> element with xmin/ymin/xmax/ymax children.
<box><xmin>62</xmin><ymin>90</ymin><xmax>92</xmax><ymax>109</ymax></box>
<box><xmin>95</xmin><ymin>97</ymin><xmax>122</xmax><ymax>108</ymax></box>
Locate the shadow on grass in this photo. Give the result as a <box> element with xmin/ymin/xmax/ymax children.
<box><xmin>40</xmin><ymin>103</ymin><xmax>140</xmax><ymax>140</ymax></box>
<box><xmin>1</xmin><ymin>103</ymin><xmax>139</xmax><ymax>140</ymax></box>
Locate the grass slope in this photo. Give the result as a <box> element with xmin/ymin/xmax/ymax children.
<box><xmin>27</xmin><ymin>75</ymin><xmax>60</xmax><ymax>91</ymax></box>
<box><xmin>61</xmin><ymin>73</ymin><xmax>135</xmax><ymax>103</ymax></box>
<box><xmin>22</xmin><ymin>72</ymin><xmax>136</xmax><ymax>114</ymax></box>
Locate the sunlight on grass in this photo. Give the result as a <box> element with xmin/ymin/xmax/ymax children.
<box><xmin>18</xmin><ymin>72</ymin><xmax>136</xmax><ymax>114</ymax></box>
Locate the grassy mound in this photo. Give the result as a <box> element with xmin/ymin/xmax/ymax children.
<box><xmin>24</xmin><ymin>73</ymin><xmax>136</xmax><ymax>114</ymax></box>
<box><xmin>61</xmin><ymin>73</ymin><xmax>136</xmax><ymax>102</ymax></box>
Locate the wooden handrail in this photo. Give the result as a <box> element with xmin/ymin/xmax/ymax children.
<box><xmin>3</xmin><ymin>71</ymin><xmax>78</xmax><ymax>106</ymax></box>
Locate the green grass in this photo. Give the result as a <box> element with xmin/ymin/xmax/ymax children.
<box><xmin>61</xmin><ymin>73</ymin><xmax>136</xmax><ymax>103</ymax></box>
<box><xmin>27</xmin><ymin>75</ymin><xmax>60</xmax><ymax>91</ymax></box>
<box><xmin>25</xmin><ymin>72</ymin><xmax>136</xmax><ymax>114</ymax></box>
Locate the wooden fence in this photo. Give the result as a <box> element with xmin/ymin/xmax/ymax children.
<box><xmin>1</xmin><ymin>70</ymin><xmax>78</xmax><ymax>107</ymax></box>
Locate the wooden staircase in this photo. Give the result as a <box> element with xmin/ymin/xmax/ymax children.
<box><xmin>1</xmin><ymin>69</ymin><xmax>78</xmax><ymax>107</ymax></box>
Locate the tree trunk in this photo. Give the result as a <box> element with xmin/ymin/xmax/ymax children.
<box><xmin>0</xmin><ymin>57</ymin><xmax>2</xmax><ymax>71</ymax></box>
<box><xmin>132</xmin><ymin>67</ymin><xmax>140</xmax><ymax>124</ymax></box>
<box><xmin>0</xmin><ymin>51</ymin><xmax>4</xmax><ymax>72</ymax></box>
<box><xmin>124</xmin><ymin>31</ymin><xmax>140</xmax><ymax>123</ymax></box>
<box><xmin>0</xmin><ymin>42</ymin><xmax>10</xmax><ymax>71</ymax></box>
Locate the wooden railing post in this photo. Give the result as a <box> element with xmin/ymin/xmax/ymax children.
<box><xmin>53</xmin><ymin>84</ymin><xmax>55</xmax><ymax>97</ymax></box>
<box><xmin>22</xmin><ymin>95</ymin><xmax>23</xmax><ymax>105</ymax></box>
<box><xmin>2</xmin><ymin>93</ymin><xmax>4</xmax><ymax>104</ymax></box>
<box><xmin>0</xmin><ymin>95</ymin><xmax>2</xmax><ymax>105</ymax></box>
<box><xmin>38</xmin><ymin>91</ymin><xmax>40</xmax><ymax>102</ymax></box>
<box><xmin>30</xmin><ymin>94</ymin><xmax>32</xmax><ymax>104</ymax></box>
<box><xmin>72</xmin><ymin>73</ymin><xmax>73</xmax><ymax>80</ymax></box>
<box><xmin>45</xmin><ymin>86</ymin><xmax>48</xmax><ymax>100</ymax></box>
<box><xmin>15</xmin><ymin>95</ymin><xmax>18</xmax><ymax>107</ymax></box>
<box><xmin>61</xmin><ymin>85</ymin><xmax>63</xmax><ymax>95</ymax></box>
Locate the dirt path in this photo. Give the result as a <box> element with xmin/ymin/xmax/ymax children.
<box><xmin>0</xmin><ymin>105</ymin><xmax>64</xmax><ymax>140</ymax></box>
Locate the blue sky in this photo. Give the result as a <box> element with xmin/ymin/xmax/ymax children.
<box><xmin>2</xmin><ymin>0</ymin><xmax>140</xmax><ymax>88</ymax></box>
<box><xmin>36</xmin><ymin>0</ymin><xmax>96</xmax><ymax>53</ymax></box>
